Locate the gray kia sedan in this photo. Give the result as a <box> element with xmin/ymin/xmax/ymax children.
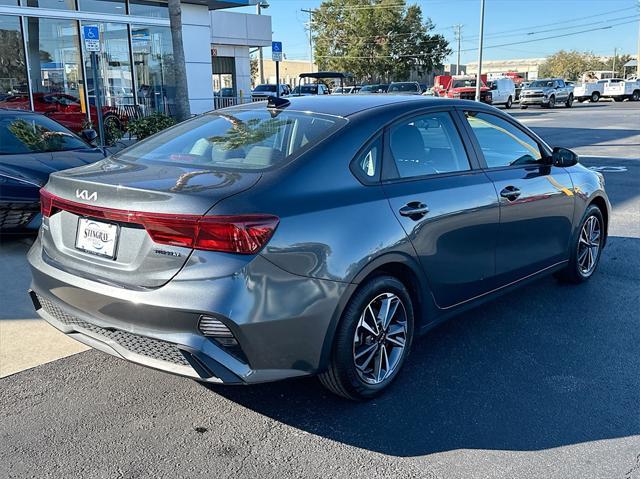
<box><xmin>28</xmin><ymin>95</ymin><xmax>610</xmax><ymax>400</ymax></box>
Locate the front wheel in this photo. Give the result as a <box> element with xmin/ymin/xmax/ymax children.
<box><xmin>505</xmin><ymin>96</ymin><xmax>513</xmax><ymax>109</ymax></box>
<box><xmin>555</xmin><ymin>205</ymin><xmax>604</xmax><ymax>283</ymax></box>
<box><xmin>631</xmin><ymin>90</ymin><xmax>640</xmax><ymax>102</ymax></box>
<box><xmin>319</xmin><ymin>276</ymin><xmax>414</xmax><ymax>400</ymax></box>
<box><xmin>591</xmin><ymin>91</ymin><xmax>600</xmax><ymax>102</ymax></box>
<box><xmin>565</xmin><ymin>94</ymin><xmax>573</xmax><ymax>108</ymax></box>
<box><xmin>548</xmin><ymin>95</ymin><xmax>556</xmax><ymax>108</ymax></box>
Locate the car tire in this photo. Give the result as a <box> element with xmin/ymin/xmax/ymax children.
<box><xmin>505</xmin><ymin>96</ymin><xmax>513</xmax><ymax>109</ymax></box>
<box><xmin>555</xmin><ymin>205</ymin><xmax>604</xmax><ymax>284</ymax></box>
<box><xmin>591</xmin><ymin>91</ymin><xmax>600</xmax><ymax>102</ymax></box>
<box><xmin>319</xmin><ymin>275</ymin><xmax>414</xmax><ymax>400</ymax></box>
<box><xmin>631</xmin><ymin>90</ymin><xmax>640</xmax><ymax>102</ymax></box>
<box><xmin>565</xmin><ymin>94</ymin><xmax>573</xmax><ymax>108</ymax></box>
<box><xmin>548</xmin><ymin>95</ymin><xmax>556</xmax><ymax>108</ymax></box>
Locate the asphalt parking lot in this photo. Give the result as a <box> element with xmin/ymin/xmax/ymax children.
<box><xmin>1</xmin><ymin>101</ymin><xmax>639</xmax><ymax>479</ymax></box>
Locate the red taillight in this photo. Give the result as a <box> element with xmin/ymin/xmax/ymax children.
<box><xmin>39</xmin><ymin>189</ymin><xmax>278</xmax><ymax>254</ymax></box>
<box><xmin>40</xmin><ymin>188</ymin><xmax>53</xmax><ymax>217</ymax></box>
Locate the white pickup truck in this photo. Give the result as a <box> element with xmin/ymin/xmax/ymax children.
<box><xmin>573</xmin><ymin>79</ymin><xmax>609</xmax><ymax>103</ymax></box>
<box><xmin>602</xmin><ymin>78</ymin><xmax>640</xmax><ymax>102</ymax></box>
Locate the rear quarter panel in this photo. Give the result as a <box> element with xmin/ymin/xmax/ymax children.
<box><xmin>210</xmin><ymin>117</ymin><xmax>416</xmax><ymax>284</ymax></box>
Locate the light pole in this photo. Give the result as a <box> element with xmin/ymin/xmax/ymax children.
<box><xmin>256</xmin><ymin>1</ymin><xmax>269</xmax><ymax>85</ymax></box>
<box><xmin>475</xmin><ymin>0</ymin><xmax>485</xmax><ymax>102</ymax></box>
<box><xmin>301</xmin><ymin>8</ymin><xmax>315</xmax><ymax>73</ymax></box>
<box><xmin>454</xmin><ymin>24</ymin><xmax>463</xmax><ymax>75</ymax></box>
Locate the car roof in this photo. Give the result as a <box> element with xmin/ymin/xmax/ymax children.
<box><xmin>229</xmin><ymin>95</ymin><xmax>462</xmax><ymax>118</ymax></box>
<box><xmin>0</xmin><ymin>108</ymin><xmax>41</xmax><ymax>116</ymax></box>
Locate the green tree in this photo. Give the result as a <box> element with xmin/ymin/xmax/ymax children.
<box><xmin>538</xmin><ymin>50</ymin><xmax>633</xmax><ymax>80</ymax></box>
<box><xmin>313</xmin><ymin>0</ymin><xmax>450</xmax><ymax>82</ymax></box>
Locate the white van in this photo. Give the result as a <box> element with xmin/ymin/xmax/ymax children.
<box><xmin>486</xmin><ymin>77</ymin><xmax>516</xmax><ymax>108</ymax></box>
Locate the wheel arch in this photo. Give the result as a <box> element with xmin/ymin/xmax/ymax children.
<box><xmin>318</xmin><ymin>252</ymin><xmax>436</xmax><ymax>371</ymax></box>
<box><xmin>588</xmin><ymin>195</ymin><xmax>609</xmax><ymax>246</ymax></box>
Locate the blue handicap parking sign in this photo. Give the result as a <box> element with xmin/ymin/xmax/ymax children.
<box><xmin>272</xmin><ymin>41</ymin><xmax>282</xmax><ymax>53</ymax></box>
<box><xmin>83</xmin><ymin>25</ymin><xmax>99</xmax><ymax>40</ymax></box>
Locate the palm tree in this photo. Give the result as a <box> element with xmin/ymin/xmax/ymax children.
<box><xmin>168</xmin><ymin>0</ymin><xmax>191</xmax><ymax>122</ymax></box>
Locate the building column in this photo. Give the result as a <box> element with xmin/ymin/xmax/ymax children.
<box><xmin>234</xmin><ymin>46</ymin><xmax>251</xmax><ymax>101</ymax></box>
<box><xmin>181</xmin><ymin>4</ymin><xmax>214</xmax><ymax>114</ymax></box>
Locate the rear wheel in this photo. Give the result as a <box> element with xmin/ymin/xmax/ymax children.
<box><xmin>631</xmin><ymin>90</ymin><xmax>640</xmax><ymax>102</ymax></box>
<box><xmin>591</xmin><ymin>91</ymin><xmax>600</xmax><ymax>102</ymax></box>
<box><xmin>555</xmin><ymin>205</ymin><xmax>604</xmax><ymax>283</ymax></box>
<box><xmin>319</xmin><ymin>276</ymin><xmax>414</xmax><ymax>400</ymax></box>
<box><xmin>505</xmin><ymin>96</ymin><xmax>513</xmax><ymax>109</ymax></box>
<box><xmin>565</xmin><ymin>94</ymin><xmax>573</xmax><ymax>108</ymax></box>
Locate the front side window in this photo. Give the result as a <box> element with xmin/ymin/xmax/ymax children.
<box><xmin>0</xmin><ymin>115</ymin><xmax>88</xmax><ymax>154</ymax></box>
<box><xmin>389</xmin><ymin>112</ymin><xmax>470</xmax><ymax>179</ymax></box>
<box><xmin>117</xmin><ymin>109</ymin><xmax>347</xmax><ymax>171</ymax></box>
<box><xmin>464</xmin><ymin>111</ymin><xmax>542</xmax><ymax>168</ymax></box>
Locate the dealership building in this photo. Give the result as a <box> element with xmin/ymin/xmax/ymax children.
<box><xmin>0</xmin><ymin>0</ymin><xmax>271</xmax><ymax>127</ymax></box>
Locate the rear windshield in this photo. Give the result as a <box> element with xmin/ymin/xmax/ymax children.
<box><xmin>294</xmin><ymin>85</ymin><xmax>318</xmax><ymax>94</ymax></box>
<box><xmin>116</xmin><ymin>109</ymin><xmax>347</xmax><ymax>170</ymax></box>
<box><xmin>452</xmin><ymin>79</ymin><xmax>478</xmax><ymax>88</ymax></box>
<box><xmin>388</xmin><ymin>83</ymin><xmax>419</xmax><ymax>92</ymax></box>
<box><xmin>254</xmin><ymin>85</ymin><xmax>276</xmax><ymax>92</ymax></box>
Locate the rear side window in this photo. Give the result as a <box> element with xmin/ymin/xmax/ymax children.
<box><xmin>464</xmin><ymin>111</ymin><xmax>542</xmax><ymax>168</ymax></box>
<box><xmin>388</xmin><ymin>112</ymin><xmax>470</xmax><ymax>179</ymax></box>
<box><xmin>117</xmin><ymin>109</ymin><xmax>347</xmax><ymax>170</ymax></box>
<box><xmin>351</xmin><ymin>136</ymin><xmax>382</xmax><ymax>182</ymax></box>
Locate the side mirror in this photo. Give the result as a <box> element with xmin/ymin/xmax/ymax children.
<box><xmin>552</xmin><ymin>147</ymin><xmax>578</xmax><ymax>167</ymax></box>
<box><xmin>81</xmin><ymin>128</ymin><xmax>98</xmax><ymax>144</ymax></box>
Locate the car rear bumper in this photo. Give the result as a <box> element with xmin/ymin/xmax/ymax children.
<box><xmin>27</xmin><ymin>236</ymin><xmax>351</xmax><ymax>384</ymax></box>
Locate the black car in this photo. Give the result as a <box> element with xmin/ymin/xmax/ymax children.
<box><xmin>0</xmin><ymin>109</ymin><xmax>105</xmax><ymax>232</ymax></box>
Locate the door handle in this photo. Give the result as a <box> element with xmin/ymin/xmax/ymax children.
<box><xmin>500</xmin><ymin>186</ymin><xmax>521</xmax><ymax>201</ymax></box>
<box><xmin>399</xmin><ymin>201</ymin><xmax>429</xmax><ymax>220</ymax></box>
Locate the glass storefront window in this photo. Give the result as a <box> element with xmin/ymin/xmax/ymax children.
<box><xmin>78</xmin><ymin>0</ymin><xmax>126</xmax><ymax>15</ymax></box>
<box><xmin>23</xmin><ymin>0</ymin><xmax>76</xmax><ymax>9</ymax></box>
<box><xmin>82</xmin><ymin>21</ymin><xmax>133</xmax><ymax>129</ymax></box>
<box><xmin>0</xmin><ymin>15</ymin><xmax>29</xmax><ymax>109</ymax></box>
<box><xmin>129</xmin><ymin>0</ymin><xmax>169</xmax><ymax>19</ymax></box>
<box><xmin>24</xmin><ymin>17</ymin><xmax>88</xmax><ymax>132</ymax></box>
<box><xmin>131</xmin><ymin>24</ymin><xmax>175</xmax><ymax>115</ymax></box>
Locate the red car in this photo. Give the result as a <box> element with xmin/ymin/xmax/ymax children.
<box><xmin>0</xmin><ymin>93</ymin><xmax>123</xmax><ymax>133</ymax></box>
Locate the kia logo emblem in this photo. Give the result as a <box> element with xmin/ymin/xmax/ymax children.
<box><xmin>76</xmin><ymin>189</ymin><xmax>97</xmax><ymax>201</ymax></box>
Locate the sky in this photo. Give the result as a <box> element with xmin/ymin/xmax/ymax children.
<box><xmin>234</xmin><ymin>0</ymin><xmax>640</xmax><ymax>65</ymax></box>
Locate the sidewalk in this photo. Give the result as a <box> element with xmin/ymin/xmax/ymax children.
<box><xmin>0</xmin><ymin>238</ymin><xmax>88</xmax><ymax>378</ymax></box>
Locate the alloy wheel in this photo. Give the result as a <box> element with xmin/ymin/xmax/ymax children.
<box><xmin>578</xmin><ymin>216</ymin><xmax>601</xmax><ymax>276</ymax></box>
<box><xmin>352</xmin><ymin>292</ymin><xmax>408</xmax><ymax>385</ymax></box>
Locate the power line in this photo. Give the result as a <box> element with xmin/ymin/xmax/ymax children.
<box><xmin>314</xmin><ymin>16</ymin><xmax>639</xmax><ymax>59</ymax></box>
<box><xmin>464</xmin><ymin>5</ymin><xmax>637</xmax><ymax>40</ymax></box>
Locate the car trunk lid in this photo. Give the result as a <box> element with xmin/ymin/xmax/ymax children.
<box><xmin>40</xmin><ymin>158</ymin><xmax>261</xmax><ymax>289</ymax></box>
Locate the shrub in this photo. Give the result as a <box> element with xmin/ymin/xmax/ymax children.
<box><xmin>127</xmin><ymin>112</ymin><xmax>176</xmax><ymax>141</ymax></box>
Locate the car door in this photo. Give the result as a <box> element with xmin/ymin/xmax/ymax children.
<box><xmin>556</xmin><ymin>80</ymin><xmax>568</xmax><ymax>101</ymax></box>
<box><xmin>459</xmin><ymin>109</ymin><xmax>575</xmax><ymax>284</ymax></box>
<box><xmin>382</xmin><ymin>109</ymin><xmax>500</xmax><ymax>309</ymax></box>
